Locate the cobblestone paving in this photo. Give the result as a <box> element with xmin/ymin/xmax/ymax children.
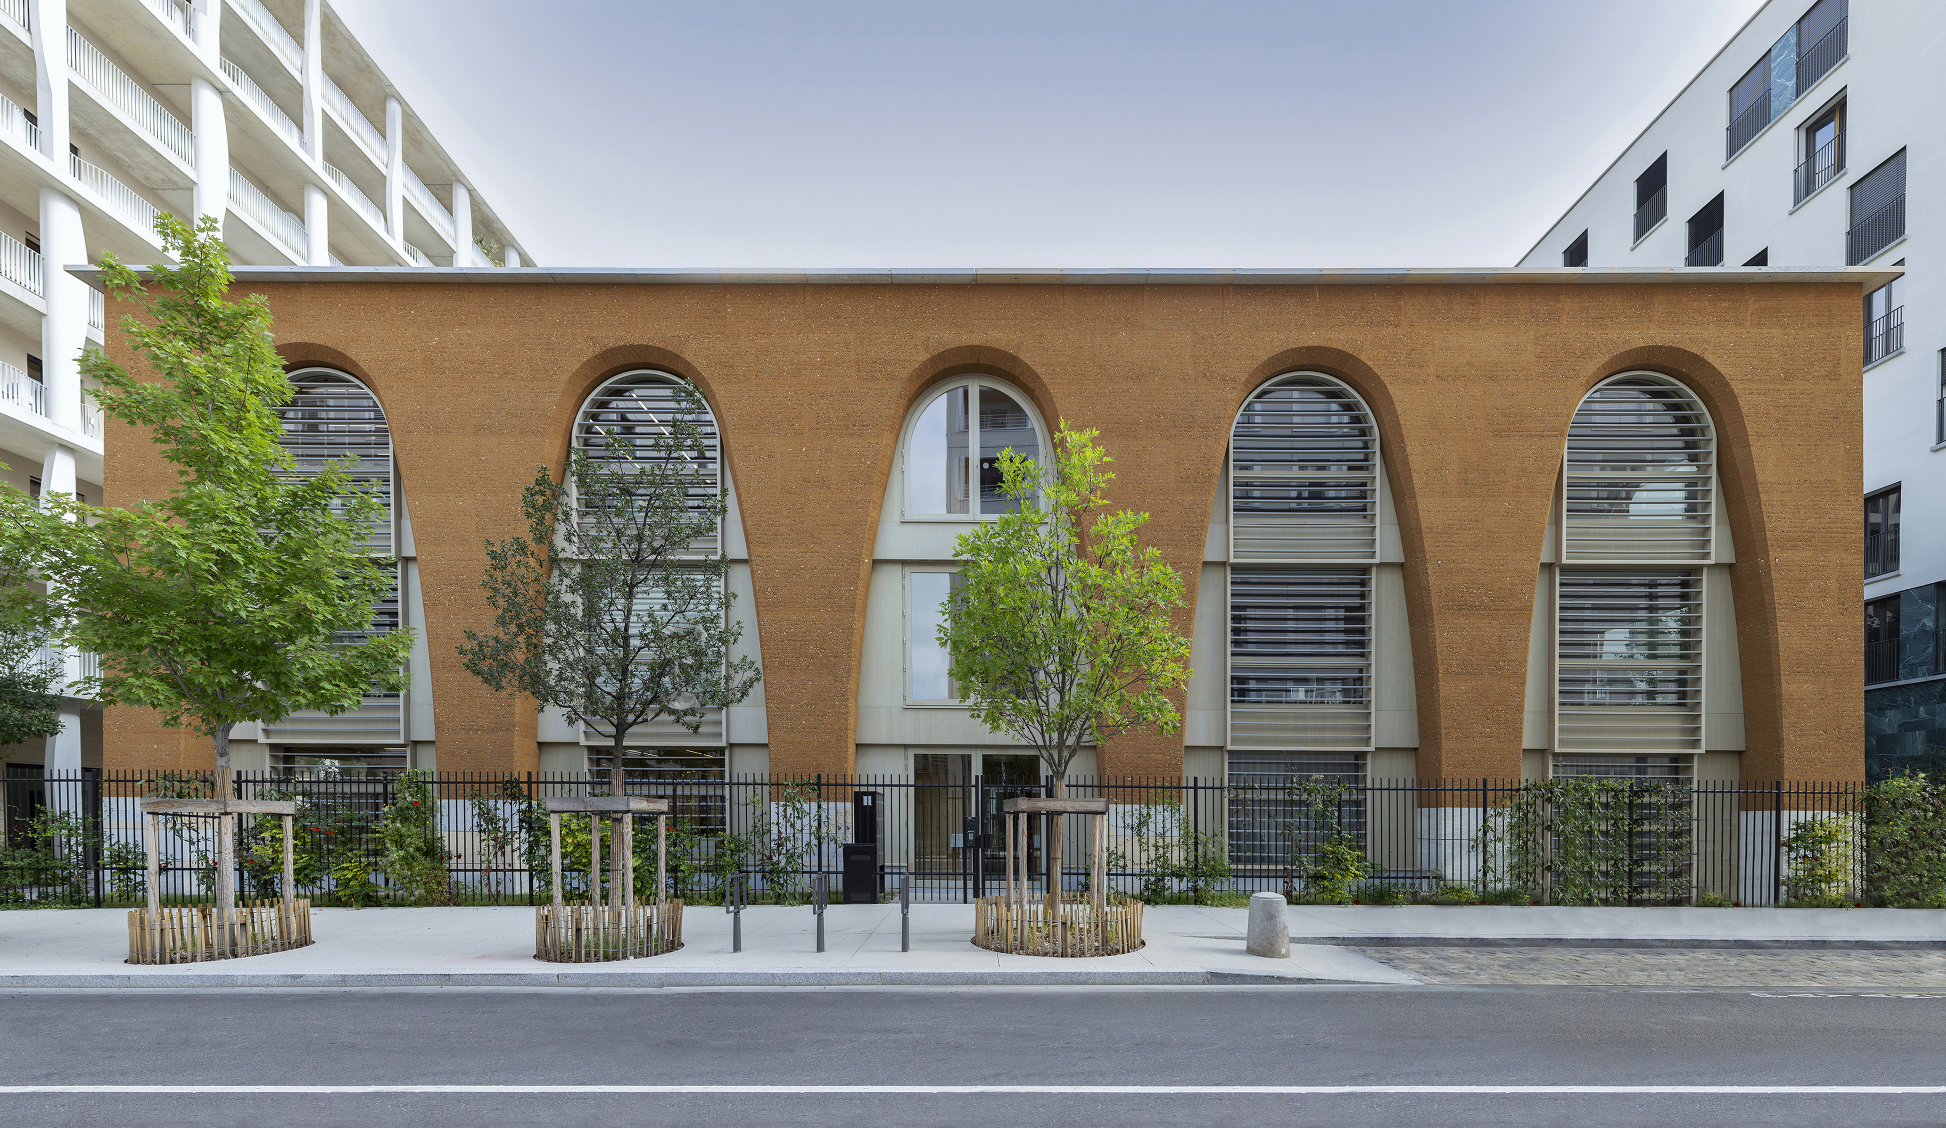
<box><xmin>1348</xmin><ymin>946</ymin><xmax>1946</xmax><ymax>988</ymax></box>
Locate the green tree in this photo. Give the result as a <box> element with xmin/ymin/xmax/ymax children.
<box><xmin>0</xmin><ymin>607</ymin><xmax>63</xmax><ymax>749</ymax></box>
<box><xmin>940</xmin><ymin>423</ymin><xmax>1191</xmax><ymax>889</ymax></box>
<box><xmin>458</xmin><ymin>386</ymin><xmax>761</xmax><ymax>801</ymax></box>
<box><xmin>0</xmin><ymin>216</ymin><xmax>412</xmax><ymax>914</ymax></box>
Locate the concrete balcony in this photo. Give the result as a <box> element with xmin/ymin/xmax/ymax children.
<box><xmin>67</xmin><ymin>26</ymin><xmax>198</xmax><ymax>191</ymax></box>
<box><xmin>321</xmin><ymin>73</ymin><xmax>385</xmax><ymax>171</ymax></box>
<box><xmin>224</xmin><ymin>166</ymin><xmax>303</xmax><ymax>263</ymax></box>
<box><xmin>69</xmin><ymin>0</ymin><xmax>222</xmax><ymax>87</ymax></box>
<box><xmin>0</xmin><ymin>228</ymin><xmax>45</xmax><ymax>340</ymax></box>
<box><xmin>67</xmin><ymin>151</ymin><xmax>169</xmax><ymax>259</ymax></box>
<box><xmin>0</xmin><ymin>357</ymin><xmax>103</xmax><ymax>484</ymax></box>
<box><xmin>225</xmin><ymin>0</ymin><xmax>300</xmax><ymax>78</ymax></box>
<box><xmin>401</xmin><ymin>163</ymin><xmax>455</xmax><ymax>258</ymax></box>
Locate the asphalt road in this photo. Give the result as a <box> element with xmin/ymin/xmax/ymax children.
<box><xmin>3</xmin><ymin>984</ymin><xmax>1944</xmax><ymax>1126</ymax></box>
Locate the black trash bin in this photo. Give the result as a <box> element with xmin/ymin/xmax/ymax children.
<box><xmin>842</xmin><ymin>842</ymin><xmax>879</xmax><ymax>904</ymax></box>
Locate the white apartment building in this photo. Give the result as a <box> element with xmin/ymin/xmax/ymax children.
<box><xmin>0</xmin><ymin>0</ymin><xmax>531</xmax><ymax>778</ymax></box>
<box><xmin>1517</xmin><ymin>0</ymin><xmax>1935</xmax><ymax>779</ymax></box>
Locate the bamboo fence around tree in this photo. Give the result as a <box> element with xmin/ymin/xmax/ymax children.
<box><xmin>971</xmin><ymin>796</ymin><xmax>1145</xmax><ymax>957</ymax></box>
<box><xmin>126</xmin><ymin>787</ymin><xmax>314</xmax><ymax>964</ymax></box>
<box><xmin>534</xmin><ymin>795</ymin><xmax>685</xmax><ymax>962</ymax></box>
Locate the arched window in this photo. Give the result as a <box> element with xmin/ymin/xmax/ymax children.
<box><xmin>903</xmin><ymin>376</ymin><xmax>1043</xmax><ymax>518</ymax></box>
<box><xmin>575</xmin><ymin>369</ymin><xmax>721</xmax><ymax>553</ymax></box>
<box><xmin>572</xmin><ymin>369</ymin><xmax>729</xmax><ymax>761</ymax></box>
<box><xmin>1230</xmin><ymin>373</ymin><xmax>1378</xmax><ymax>562</ymax></box>
<box><xmin>1562</xmin><ymin>373</ymin><xmax>1715</xmax><ymax>563</ymax></box>
<box><xmin>1553</xmin><ymin>373</ymin><xmax>1715</xmax><ymax>770</ymax></box>
<box><xmin>1227</xmin><ymin>372</ymin><xmax>1380</xmax><ymax>754</ymax></box>
<box><xmin>261</xmin><ymin>368</ymin><xmax>403</xmax><ymax>756</ymax></box>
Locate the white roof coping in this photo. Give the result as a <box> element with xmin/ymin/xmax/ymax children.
<box><xmin>68</xmin><ymin>265</ymin><xmax>1903</xmax><ymax>288</ymax></box>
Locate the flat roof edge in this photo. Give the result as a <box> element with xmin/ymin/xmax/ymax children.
<box><xmin>66</xmin><ymin>265</ymin><xmax>1903</xmax><ymax>288</ymax></box>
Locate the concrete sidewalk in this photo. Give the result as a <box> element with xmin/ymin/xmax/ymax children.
<box><xmin>0</xmin><ymin>902</ymin><xmax>1938</xmax><ymax>989</ymax></box>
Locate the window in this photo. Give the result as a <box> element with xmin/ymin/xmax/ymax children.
<box><xmin>1795</xmin><ymin>98</ymin><xmax>1845</xmax><ymax>204</ymax></box>
<box><xmin>23</xmin><ymin>233</ymin><xmax>36</xmax><ymax>254</ymax></box>
<box><xmin>1229</xmin><ymin>373</ymin><xmax>1378</xmax><ymax>562</ymax></box>
<box><xmin>260</xmin><ymin>368</ymin><xmax>404</xmax><ymax>749</ymax></box>
<box><xmin>564</xmin><ymin>369</ymin><xmax>729</xmax><ymax>749</ymax></box>
<box><xmin>904</xmin><ymin>568</ymin><xmax>961</xmax><ymax>704</ymax></box>
<box><xmin>1864</xmin><ymin>278</ymin><xmax>1902</xmax><ymax>366</ymax></box>
<box><xmin>1937</xmin><ymin>350</ymin><xmax>1945</xmax><ymax>444</ymax></box>
<box><xmin>1556</xmin><ymin>571</ymin><xmax>1703</xmax><ymax>752</ymax></box>
<box><xmin>1726</xmin><ymin>0</ymin><xmax>1848</xmax><ymax>159</ymax></box>
<box><xmin>1685</xmin><ymin>193</ymin><xmax>1725</xmax><ymax>267</ymax></box>
<box><xmin>1633</xmin><ymin>153</ymin><xmax>1667</xmax><ymax>243</ymax></box>
<box><xmin>903</xmin><ymin>376</ymin><xmax>1041</xmax><ymax>518</ymax></box>
<box><xmin>1865</xmin><ymin>485</ymin><xmax>1900</xmax><ymax>578</ymax></box>
<box><xmin>1561</xmin><ymin>374</ymin><xmax>1715</xmax><ymax>564</ymax></box>
<box><xmin>576</xmin><ymin>370</ymin><xmax>721</xmax><ymax>552</ymax></box>
<box><xmin>1743</xmin><ymin>248</ymin><xmax>1769</xmax><ymax>267</ymax></box>
<box><xmin>1562</xmin><ymin>230</ymin><xmax>1588</xmax><ymax>268</ymax></box>
<box><xmin>1865</xmin><ymin>595</ymin><xmax>1899</xmax><ymax>684</ymax></box>
<box><xmin>1227</xmin><ymin>372</ymin><xmax>1382</xmax><ymax>754</ymax></box>
<box><xmin>1848</xmin><ymin>149</ymin><xmax>1906</xmax><ymax>265</ymax></box>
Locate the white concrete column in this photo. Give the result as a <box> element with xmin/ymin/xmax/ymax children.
<box><xmin>304</xmin><ymin>183</ymin><xmax>328</xmax><ymax>265</ymax></box>
<box><xmin>38</xmin><ymin>442</ymin><xmax>80</xmax><ymax>775</ymax></box>
<box><xmin>29</xmin><ymin>0</ymin><xmax>70</xmax><ymax>164</ymax></box>
<box><xmin>450</xmin><ymin>182</ymin><xmax>470</xmax><ymax>264</ymax></box>
<box><xmin>504</xmin><ymin>246</ymin><xmax>520</xmax><ymax>268</ymax></box>
<box><xmin>300</xmin><ymin>0</ymin><xmax>322</xmax><ymax>162</ymax></box>
<box><xmin>190</xmin><ymin>77</ymin><xmax>227</xmax><ymax>225</ymax></box>
<box><xmin>383</xmin><ymin>95</ymin><xmax>402</xmax><ymax>242</ymax></box>
<box><xmin>37</xmin><ymin>187</ymin><xmax>85</xmax><ymax>431</ymax></box>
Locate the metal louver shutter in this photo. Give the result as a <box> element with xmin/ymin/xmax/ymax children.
<box><xmin>1230</xmin><ymin>374</ymin><xmax>1378</xmax><ymax>563</ymax></box>
<box><xmin>1563</xmin><ymin>375</ymin><xmax>1715</xmax><ymax>563</ymax></box>
<box><xmin>1555</xmin><ymin>570</ymin><xmax>1703</xmax><ymax>753</ymax></box>
<box><xmin>1228</xmin><ymin>568</ymin><xmax>1373</xmax><ymax>751</ymax></box>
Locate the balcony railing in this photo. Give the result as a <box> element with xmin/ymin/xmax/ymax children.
<box><xmin>324</xmin><ymin>162</ymin><xmax>386</xmax><ymax>231</ymax></box>
<box><xmin>221</xmin><ymin>57</ymin><xmax>303</xmax><ymax>150</ymax></box>
<box><xmin>1866</xmin><ymin>638</ymin><xmax>1899</xmax><ymax>685</ymax></box>
<box><xmin>89</xmin><ymin>286</ymin><xmax>104</xmax><ymax>331</ymax></box>
<box><xmin>322</xmin><ymin>74</ymin><xmax>386</xmax><ymax>164</ymax></box>
<box><xmin>1684</xmin><ymin>228</ymin><xmax>1724</xmax><ymax>267</ymax></box>
<box><xmin>0</xmin><ymin>228</ymin><xmax>41</xmax><ymax>295</ymax></box>
<box><xmin>1866</xmin><ymin>305</ymin><xmax>1904</xmax><ymax>367</ymax></box>
<box><xmin>403</xmin><ymin>242</ymin><xmax>432</xmax><ymax>267</ymax></box>
<box><xmin>0</xmin><ymin>0</ymin><xmax>26</xmax><ymax>33</ymax></box>
<box><xmin>0</xmin><ymin>90</ymin><xmax>43</xmax><ymax>156</ymax></box>
<box><xmin>402</xmin><ymin>165</ymin><xmax>455</xmax><ymax>240</ymax></box>
<box><xmin>228</xmin><ymin>167</ymin><xmax>306</xmax><ymax>260</ymax></box>
<box><xmin>71</xmin><ymin>152</ymin><xmax>162</xmax><ymax>240</ymax></box>
<box><xmin>1866</xmin><ymin>526</ymin><xmax>1900</xmax><ymax>578</ymax></box>
<box><xmin>1794</xmin><ymin>132</ymin><xmax>1844</xmax><ymax>205</ymax></box>
<box><xmin>1</xmin><ymin>361</ymin><xmax>44</xmax><ymax>416</ymax></box>
<box><xmin>140</xmin><ymin>0</ymin><xmax>194</xmax><ymax>40</ymax></box>
<box><xmin>1848</xmin><ymin>195</ymin><xmax>1905</xmax><ymax>265</ymax></box>
<box><xmin>1726</xmin><ymin>97</ymin><xmax>1770</xmax><ymax>160</ymax></box>
<box><xmin>1797</xmin><ymin>16</ymin><xmax>1846</xmax><ymax>93</ymax></box>
<box><xmin>231</xmin><ymin>0</ymin><xmax>301</xmax><ymax>72</ymax></box>
<box><xmin>1633</xmin><ymin>185</ymin><xmax>1667</xmax><ymax>243</ymax></box>
<box><xmin>67</xmin><ymin>27</ymin><xmax>195</xmax><ymax>167</ymax></box>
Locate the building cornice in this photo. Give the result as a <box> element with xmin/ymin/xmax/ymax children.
<box><xmin>67</xmin><ymin>265</ymin><xmax>1905</xmax><ymax>288</ymax></box>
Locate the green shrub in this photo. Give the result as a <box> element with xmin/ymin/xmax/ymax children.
<box><xmin>1864</xmin><ymin>774</ymin><xmax>1946</xmax><ymax>908</ymax></box>
<box><xmin>378</xmin><ymin>770</ymin><xmax>456</xmax><ymax>905</ymax></box>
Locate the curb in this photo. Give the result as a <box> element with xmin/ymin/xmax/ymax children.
<box><xmin>1298</xmin><ymin>936</ymin><xmax>1946</xmax><ymax>951</ymax></box>
<box><xmin>0</xmin><ymin>968</ymin><xmax>1358</xmax><ymax>989</ymax></box>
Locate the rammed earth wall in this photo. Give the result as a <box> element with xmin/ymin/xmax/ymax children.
<box><xmin>99</xmin><ymin>271</ymin><xmax>1873</xmax><ymax>781</ymax></box>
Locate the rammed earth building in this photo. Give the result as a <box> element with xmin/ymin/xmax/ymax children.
<box><xmin>89</xmin><ymin>266</ymin><xmax>1878</xmax><ymax>786</ymax></box>
<box><xmin>0</xmin><ymin>0</ymin><xmax>532</xmax><ymax>777</ymax></box>
<box><xmin>1516</xmin><ymin>0</ymin><xmax>1940</xmax><ymax>777</ymax></box>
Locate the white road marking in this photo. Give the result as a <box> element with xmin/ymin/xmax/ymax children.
<box><xmin>0</xmin><ymin>1085</ymin><xmax>1941</xmax><ymax>1095</ymax></box>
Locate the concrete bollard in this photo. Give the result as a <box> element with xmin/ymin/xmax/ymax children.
<box><xmin>1246</xmin><ymin>891</ymin><xmax>1290</xmax><ymax>958</ymax></box>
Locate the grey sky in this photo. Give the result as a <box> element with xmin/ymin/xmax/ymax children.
<box><xmin>331</xmin><ymin>0</ymin><xmax>1766</xmax><ymax>268</ymax></box>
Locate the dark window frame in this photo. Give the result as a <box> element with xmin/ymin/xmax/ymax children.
<box><xmin>1562</xmin><ymin>230</ymin><xmax>1588</xmax><ymax>268</ymax></box>
<box><xmin>1633</xmin><ymin>153</ymin><xmax>1668</xmax><ymax>243</ymax></box>
<box><xmin>1866</xmin><ymin>484</ymin><xmax>1901</xmax><ymax>579</ymax></box>
<box><xmin>1685</xmin><ymin>193</ymin><xmax>1725</xmax><ymax>267</ymax></box>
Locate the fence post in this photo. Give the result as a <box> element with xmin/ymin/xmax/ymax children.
<box><xmin>1772</xmin><ymin>779</ymin><xmax>1783</xmax><ymax>906</ymax></box>
<box><xmin>901</xmin><ymin>866</ymin><xmax>910</xmax><ymax>953</ymax></box>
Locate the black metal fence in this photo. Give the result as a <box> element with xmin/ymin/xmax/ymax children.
<box><xmin>0</xmin><ymin>771</ymin><xmax>1921</xmax><ymax>910</ymax></box>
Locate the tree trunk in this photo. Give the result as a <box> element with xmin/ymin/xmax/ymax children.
<box><xmin>212</xmin><ymin>724</ymin><xmax>235</xmax><ymax>949</ymax></box>
<box><xmin>609</xmin><ymin>728</ymin><xmax>627</xmax><ymax>908</ymax></box>
<box><xmin>1048</xmin><ymin>771</ymin><xmax>1066</xmax><ymax>914</ymax></box>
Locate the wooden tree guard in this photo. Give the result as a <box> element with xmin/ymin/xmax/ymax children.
<box><xmin>972</xmin><ymin>796</ymin><xmax>1145</xmax><ymax>957</ymax></box>
<box><xmin>127</xmin><ymin>794</ymin><xmax>313</xmax><ymax>964</ymax></box>
<box><xmin>535</xmin><ymin>796</ymin><xmax>685</xmax><ymax>962</ymax></box>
